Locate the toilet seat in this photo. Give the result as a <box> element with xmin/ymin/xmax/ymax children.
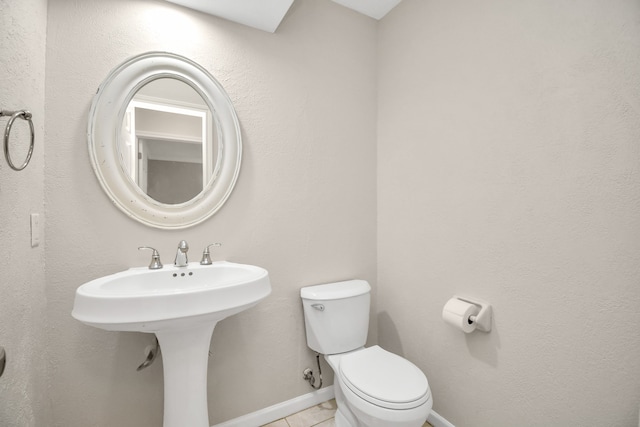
<box><xmin>338</xmin><ymin>346</ymin><xmax>430</xmax><ymax>410</ymax></box>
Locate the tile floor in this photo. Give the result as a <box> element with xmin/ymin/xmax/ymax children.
<box><xmin>261</xmin><ymin>399</ymin><xmax>433</xmax><ymax>427</ymax></box>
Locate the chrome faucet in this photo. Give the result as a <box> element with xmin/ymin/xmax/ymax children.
<box><xmin>174</xmin><ymin>240</ymin><xmax>189</xmax><ymax>267</ymax></box>
<box><xmin>138</xmin><ymin>246</ymin><xmax>163</xmax><ymax>270</ymax></box>
<box><xmin>200</xmin><ymin>243</ymin><xmax>222</xmax><ymax>265</ymax></box>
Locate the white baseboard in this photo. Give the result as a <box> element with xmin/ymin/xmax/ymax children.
<box><xmin>211</xmin><ymin>385</ymin><xmax>335</xmax><ymax>427</ymax></box>
<box><xmin>212</xmin><ymin>386</ymin><xmax>455</xmax><ymax>427</ymax></box>
<box><xmin>428</xmin><ymin>409</ymin><xmax>455</xmax><ymax>427</ymax></box>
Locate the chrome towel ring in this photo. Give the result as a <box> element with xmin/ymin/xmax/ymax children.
<box><xmin>1</xmin><ymin>109</ymin><xmax>35</xmax><ymax>171</ymax></box>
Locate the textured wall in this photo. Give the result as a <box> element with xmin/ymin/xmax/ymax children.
<box><xmin>377</xmin><ymin>0</ymin><xmax>640</xmax><ymax>425</ymax></box>
<box><xmin>0</xmin><ymin>0</ymin><xmax>48</xmax><ymax>425</ymax></box>
<box><xmin>13</xmin><ymin>1</ymin><xmax>639</xmax><ymax>425</ymax></box>
<box><xmin>44</xmin><ymin>0</ymin><xmax>376</xmax><ymax>425</ymax></box>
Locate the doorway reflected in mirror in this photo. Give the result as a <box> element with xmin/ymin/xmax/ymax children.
<box><xmin>120</xmin><ymin>78</ymin><xmax>216</xmax><ymax>205</ymax></box>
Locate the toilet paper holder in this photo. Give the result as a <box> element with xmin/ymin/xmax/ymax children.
<box><xmin>453</xmin><ymin>295</ymin><xmax>492</xmax><ymax>332</ymax></box>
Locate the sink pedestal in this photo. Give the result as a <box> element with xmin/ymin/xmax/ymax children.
<box><xmin>156</xmin><ymin>323</ymin><xmax>216</xmax><ymax>427</ymax></box>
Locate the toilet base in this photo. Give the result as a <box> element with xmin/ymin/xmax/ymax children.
<box><xmin>333</xmin><ymin>377</ymin><xmax>361</xmax><ymax>427</ymax></box>
<box><xmin>334</xmin><ymin>408</ymin><xmax>352</xmax><ymax>427</ymax></box>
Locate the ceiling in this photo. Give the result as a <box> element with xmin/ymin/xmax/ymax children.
<box><xmin>331</xmin><ymin>0</ymin><xmax>402</xmax><ymax>20</ymax></box>
<box><xmin>163</xmin><ymin>0</ymin><xmax>403</xmax><ymax>33</ymax></box>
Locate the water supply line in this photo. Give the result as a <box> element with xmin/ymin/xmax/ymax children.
<box><xmin>303</xmin><ymin>353</ymin><xmax>323</xmax><ymax>390</ymax></box>
<box><xmin>137</xmin><ymin>337</ymin><xmax>160</xmax><ymax>371</ymax></box>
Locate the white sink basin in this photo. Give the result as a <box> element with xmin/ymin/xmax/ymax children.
<box><xmin>72</xmin><ymin>260</ymin><xmax>271</xmax><ymax>427</ymax></box>
<box><xmin>72</xmin><ymin>261</ymin><xmax>271</xmax><ymax>331</ymax></box>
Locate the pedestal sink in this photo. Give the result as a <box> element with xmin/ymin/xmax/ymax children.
<box><xmin>72</xmin><ymin>261</ymin><xmax>271</xmax><ymax>427</ymax></box>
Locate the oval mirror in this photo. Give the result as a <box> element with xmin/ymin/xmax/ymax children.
<box><xmin>88</xmin><ymin>52</ymin><xmax>241</xmax><ymax>229</ymax></box>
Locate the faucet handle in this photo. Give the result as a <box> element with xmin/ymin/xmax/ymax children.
<box><xmin>200</xmin><ymin>243</ymin><xmax>222</xmax><ymax>265</ymax></box>
<box><xmin>138</xmin><ymin>246</ymin><xmax>163</xmax><ymax>270</ymax></box>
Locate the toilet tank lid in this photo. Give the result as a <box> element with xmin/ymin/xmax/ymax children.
<box><xmin>300</xmin><ymin>280</ymin><xmax>371</xmax><ymax>300</ymax></box>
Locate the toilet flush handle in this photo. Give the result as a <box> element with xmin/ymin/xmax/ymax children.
<box><xmin>311</xmin><ymin>304</ymin><xmax>325</xmax><ymax>311</ymax></box>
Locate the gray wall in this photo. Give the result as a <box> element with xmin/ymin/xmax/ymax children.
<box><xmin>4</xmin><ymin>0</ymin><xmax>640</xmax><ymax>426</ymax></box>
<box><xmin>44</xmin><ymin>0</ymin><xmax>377</xmax><ymax>425</ymax></box>
<box><xmin>377</xmin><ymin>0</ymin><xmax>640</xmax><ymax>425</ymax></box>
<box><xmin>0</xmin><ymin>0</ymin><xmax>49</xmax><ymax>427</ymax></box>
<box><xmin>0</xmin><ymin>0</ymin><xmax>48</xmax><ymax>426</ymax></box>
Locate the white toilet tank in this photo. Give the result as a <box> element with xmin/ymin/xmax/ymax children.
<box><xmin>301</xmin><ymin>280</ymin><xmax>371</xmax><ymax>355</ymax></box>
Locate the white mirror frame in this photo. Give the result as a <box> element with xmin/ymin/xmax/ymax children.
<box><xmin>88</xmin><ymin>52</ymin><xmax>241</xmax><ymax>229</ymax></box>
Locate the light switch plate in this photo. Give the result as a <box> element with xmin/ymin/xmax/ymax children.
<box><xmin>30</xmin><ymin>213</ymin><xmax>39</xmax><ymax>247</ymax></box>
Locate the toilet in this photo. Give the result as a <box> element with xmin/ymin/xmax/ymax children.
<box><xmin>301</xmin><ymin>280</ymin><xmax>432</xmax><ymax>427</ymax></box>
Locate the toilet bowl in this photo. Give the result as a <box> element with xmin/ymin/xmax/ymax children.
<box><xmin>301</xmin><ymin>280</ymin><xmax>432</xmax><ymax>427</ymax></box>
<box><xmin>327</xmin><ymin>346</ymin><xmax>432</xmax><ymax>427</ymax></box>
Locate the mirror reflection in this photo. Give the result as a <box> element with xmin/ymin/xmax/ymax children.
<box><xmin>119</xmin><ymin>78</ymin><xmax>216</xmax><ymax>205</ymax></box>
